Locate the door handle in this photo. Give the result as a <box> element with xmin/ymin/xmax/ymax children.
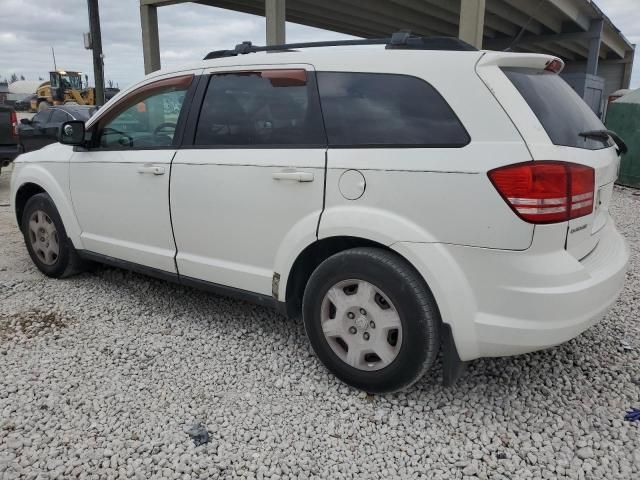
<box><xmin>137</xmin><ymin>164</ymin><xmax>165</xmax><ymax>175</ymax></box>
<box><xmin>272</xmin><ymin>170</ymin><xmax>314</xmax><ymax>182</ymax></box>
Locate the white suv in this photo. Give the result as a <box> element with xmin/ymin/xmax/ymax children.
<box><xmin>10</xmin><ymin>36</ymin><xmax>629</xmax><ymax>393</ymax></box>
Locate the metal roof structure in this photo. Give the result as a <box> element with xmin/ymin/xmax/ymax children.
<box><xmin>139</xmin><ymin>0</ymin><xmax>635</xmax><ymax>89</ymax></box>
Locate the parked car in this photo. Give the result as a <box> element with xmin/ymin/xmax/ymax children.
<box><xmin>0</xmin><ymin>105</ymin><xmax>22</xmax><ymax>175</ymax></box>
<box><xmin>18</xmin><ymin>105</ymin><xmax>96</xmax><ymax>153</ymax></box>
<box><xmin>9</xmin><ymin>36</ymin><xmax>629</xmax><ymax>393</ymax></box>
<box><xmin>13</xmin><ymin>95</ymin><xmax>35</xmax><ymax>112</ymax></box>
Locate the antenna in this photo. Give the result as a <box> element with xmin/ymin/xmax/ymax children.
<box><xmin>51</xmin><ymin>46</ymin><xmax>57</xmax><ymax>70</ymax></box>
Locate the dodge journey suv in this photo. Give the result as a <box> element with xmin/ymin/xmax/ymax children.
<box><xmin>10</xmin><ymin>35</ymin><xmax>629</xmax><ymax>393</ymax></box>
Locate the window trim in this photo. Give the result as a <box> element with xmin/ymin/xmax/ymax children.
<box><xmin>87</xmin><ymin>74</ymin><xmax>196</xmax><ymax>151</ymax></box>
<box><xmin>181</xmin><ymin>69</ymin><xmax>328</xmax><ymax>149</ymax></box>
<box><xmin>316</xmin><ymin>71</ymin><xmax>471</xmax><ymax>149</ymax></box>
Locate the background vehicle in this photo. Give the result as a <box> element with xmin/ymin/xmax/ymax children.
<box><xmin>31</xmin><ymin>70</ymin><xmax>118</xmax><ymax>111</ymax></box>
<box><xmin>0</xmin><ymin>105</ymin><xmax>21</xmax><ymax>174</ymax></box>
<box><xmin>18</xmin><ymin>105</ymin><xmax>96</xmax><ymax>152</ymax></box>
<box><xmin>9</xmin><ymin>36</ymin><xmax>629</xmax><ymax>393</ymax></box>
<box><xmin>13</xmin><ymin>95</ymin><xmax>35</xmax><ymax>112</ymax></box>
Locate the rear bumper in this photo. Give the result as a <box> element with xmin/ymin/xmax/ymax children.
<box><xmin>0</xmin><ymin>144</ymin><xmax>23</xmax><ymax>163</ymax></box>
<box><xmin>393</xmin><ymin>220</ymin><xmax>629</xmax><ymax>360</ymax></box>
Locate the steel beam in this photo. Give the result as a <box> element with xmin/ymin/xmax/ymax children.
<box><xmin>586</xmin><ymin>18</ymin><xmax>603</xmax><ymax>75</ymax></box>
<box><xmin>485</xmin><ymin>30</ymin><xmax>592</xmax><ymax>50</ymax></box>
<box><xmin>459</xmin><ymin>0</ymin><xmax>486</xmax><ymax>49</ymax></box>
<box><xmin>265</xmin><ymin>0</ymin><xmax>285</xmax><ymax>45</ymax></box>
<box><xmin>622</xmin><ymin>49</ymin><xmax>635</xmax><ymax>89</ymax></box>
<box><xmin>140</xmin><ymin>3</ymin><xmax>161</xmax><ymax>74</ymax></box>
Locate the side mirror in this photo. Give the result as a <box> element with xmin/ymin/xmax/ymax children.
<box><xmin>58</xmin><ymin>120</ymin><xmax>86</xmax><ymax>146</ymax></box>
<box><xmin>20</xmin><ymin>118</ymin><xmax>31</xmax><ymax>125</ymax></box>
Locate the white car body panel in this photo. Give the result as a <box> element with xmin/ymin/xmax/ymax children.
<box><xmin>9</xmin><ymin>47</ymin><xmax>629</xmax><ymax>363</ymax></box>
<box><xmin>171</xmin><ymin>149</ymin><xmax>326</xmax><ymax>295</ymax></box>
<box><xmin>69</xmin><ymin>149</ymin><xmax>177</xmax><ymax>272</ymax></box>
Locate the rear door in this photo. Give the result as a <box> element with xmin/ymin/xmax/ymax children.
<box><xmin>170</xmin><ymin>65</ymin><xmax>327</xmax><ymax>295</ymax></box>
<box><xmin>477</xmin><ymin>53</ymin><xmax>621</xmax><ymax>259</ymax></box>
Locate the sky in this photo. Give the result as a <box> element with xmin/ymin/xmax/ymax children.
<box><xmin>0</xmin><ymin>0</ymin><xmax>638</xmax><ymax>91</ymax></box>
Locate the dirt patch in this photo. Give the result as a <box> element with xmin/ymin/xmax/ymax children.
<box><xmin>0</xmin><ymin>310</ymin><xmax>71</xmax><ymax>341</ymax></box>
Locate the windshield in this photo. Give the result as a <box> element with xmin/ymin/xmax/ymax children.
<box><xmin>502</xmin><ymin>68</ymin><xmax>609</xmax><ymax>150</ymax></box>
<box><xmin>52</xmin><ymin>73</ymin><xmax>83</xmax><ymax>91</ymax></box>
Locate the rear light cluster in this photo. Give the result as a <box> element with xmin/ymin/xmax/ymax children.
<box><xmin>488</xmin><ymin>161</ymin><xmax>595</xmax><ymax>224</ymax></box>
<box><xmin>10</xmin><ymin>110</ymin><xmax>18</xmax><ymax>138</ymax></box>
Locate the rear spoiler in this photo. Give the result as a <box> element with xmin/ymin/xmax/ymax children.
<box><xmin>477</xmin><ymin>52</ymin><xmax>564</xmax><ymax>73</ymax></box>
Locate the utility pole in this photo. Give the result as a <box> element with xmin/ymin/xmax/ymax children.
<box><xmin>87</xmin><ymin>0</ymin><xmax>105</xmax><ymax>106</ymax></box>
<box><xmin>51</xmin><ymin>46</ymin><xmax>57</xmax><ymax>71</ymax></box>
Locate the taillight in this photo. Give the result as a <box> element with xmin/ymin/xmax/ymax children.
<box><xmin>10</xmin><ymin>110</ymin><xmax>18</xmax><ymax>138</ymax></box>
<box><xmin>488</xmin><ymin>161</ymin><xmax>595</xmax><ymax>224</ymax></box>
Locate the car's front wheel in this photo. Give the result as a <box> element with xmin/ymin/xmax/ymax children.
<box><xmin>302</xmin><ymin>247</ymin><xmax>440</xmax><ymax>393</ymax></box>
<box><xmin>21</xmin><ymin>193</ymin><xmax>84</xmax><ymax>278</ymax></box>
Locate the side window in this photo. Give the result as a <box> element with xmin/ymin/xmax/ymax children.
<box><xmin>317</xmin><ymin>72</ymin><xmax>470</xmax><ymax>147</ymax></box>
<box><xmin>97</xmin><ymin>77</ymin><xmax>191</xmax><ymax>149</ymax></box>
<box><xmin>194</xmin><ymin>70</ymin><xmax>325</xmax><ymax>146</ymax></box>
<box><xmin>49</xmin><ymin>110</ymin><xmax>70</xmax><ymax>125</ymax></box>
<box><xmin>32</xmin><ymin>111</ymin><xmax>51</xmax><ymax>126</ymax></box>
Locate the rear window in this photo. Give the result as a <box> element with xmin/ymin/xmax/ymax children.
<box><xmin>503</xmin><ymin>68</ymin><xmax>609</xmax><ymax>150</ymax></box>
<box><xmin>317</xmin><ymin>72</ymin><xmax>469</xmax><ymax>147</ymax></box>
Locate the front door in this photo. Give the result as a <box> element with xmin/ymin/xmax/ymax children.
<box><xmin>171</xmin><ymin>66</ymin><xmax>327</xmax><ymax>295</ymax></box>
<box><xmin>69</xmin><ymin>74</ymin><xmax>196</xmax><ymax>272</ymax></box>
<box><xmin>20</xmin><ymin>110</ymin><xmax>52</xmax><ymax>152</ymax></box>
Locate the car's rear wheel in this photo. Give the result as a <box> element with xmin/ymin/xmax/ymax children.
<box><xmin>302</xmin><ymin>247</ymin><xmax>440</xmax><ymax>393</ymax></box>
<box><xmin>22</xmin><ymin>193</ymin><xmax>84</xmax><ymax>278</ymax></box>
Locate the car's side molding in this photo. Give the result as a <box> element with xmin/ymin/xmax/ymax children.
<box><xmin>77</xmin><ymin>250</ymin><xmax>286</xmax><ymax>314</ymax></box>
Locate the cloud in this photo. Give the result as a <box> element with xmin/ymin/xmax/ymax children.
<box><xmin>0</xmin><ymin>0</ymin><xmax>637</xmax><ymax>90</ymax></box>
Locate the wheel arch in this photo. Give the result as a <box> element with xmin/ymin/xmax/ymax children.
<box><xmin>12</xmin><ymin>164</ymin><xmax>83</xmax><ymax>249</ymax></box>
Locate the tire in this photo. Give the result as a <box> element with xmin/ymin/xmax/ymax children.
<box><xmin>38</xmin><ymin>101</ymin><xmax>51</xmax><ymax>112</ymax></box>
<box><xmin>21</xmin><ymin>193</ymin><xmax>84</xmax><ymax>278</ymax></box>
<box><xmin>302</xmin><ymin>247</ymin><xmax>440</xmax><ymax>393</ymax></box>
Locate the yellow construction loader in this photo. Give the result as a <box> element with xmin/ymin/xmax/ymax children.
<box><xmin>31</xmin><ymin>70</ymin><xmax>95</xmax><ymax>112</ymax></box>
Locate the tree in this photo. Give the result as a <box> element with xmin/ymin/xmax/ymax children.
<box><xmin>20</xmin><ymin>75</ymin><xmax>25</xmax><ymax>81</ymax></box>
<box><xmin>9</xmin><ymin>73</ymin><xmax>18</xmax><ymax>83</ymax></box>
<box><xmin>107</xmin><ymin>79</ymin><xmax>114</xmax><ymax>88</ymax></box>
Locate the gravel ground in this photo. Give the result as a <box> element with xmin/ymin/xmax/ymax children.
<box><xmin>0</xmin><ymin>164</ymin><xmax>638</xmax><ymax>479</ymax></box>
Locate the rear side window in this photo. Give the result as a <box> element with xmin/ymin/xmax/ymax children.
<box><xmin>503</xmin><ymin>68</ymin><xmax>609</xmax><ymax>150</ymax></box>
<box><xmin>194</xmin><ymin>70</ymin><xmax>326</xmax><ymax>146</ymax></box>
<box><xmin>317</xmin><ymin>72</ymin><xmax>469</xmax><ymax>147</ymax></box>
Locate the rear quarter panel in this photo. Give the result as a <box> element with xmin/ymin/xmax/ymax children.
<box><xmin>316</xmin><ymin>50</ymin><xmax>534</xmax><ymax>249</ymax></box>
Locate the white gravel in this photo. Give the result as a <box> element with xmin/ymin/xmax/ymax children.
<box><xmin>1</xmin><ymin>165</ymin><xmax>639</xmax><ymax>479</ymax></box>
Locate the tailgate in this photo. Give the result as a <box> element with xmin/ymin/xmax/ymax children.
<box><xmin>476</xmin><ymin>52</ymin><xmax>621</xmax><ymax>259</ymax></box>
<box><xmin>0</xmin><ymin>109</ymin><xmax>15</xmax><ymax>146</ymax></box>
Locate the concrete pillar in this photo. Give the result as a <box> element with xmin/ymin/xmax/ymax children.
<box><xmin>141</xmin><ymin>4</ymin><xmax>161</xmax><ymax>74</ymax></box>
<box><xmin>459</xmin><ymin>0</ymin><xmax>485</xmax><ymax>49</ymax></box>
<box><xmin>586</xmin><ymin>18</ymin><xmax>604</xmax><ymax>76</ymax></box>
<box><xmin>266</xmin><ymin>0</ymin><xmax>286</xmax><ymax>46</ymax></box>
<box><xmin>622</xmin><ymin>49</ymin><xmax>635</xmax><ymax>88</ymax></box>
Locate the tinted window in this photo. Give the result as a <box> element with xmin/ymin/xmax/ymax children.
<box><xmin>194</xmin><ymin>71</ymin><xmax>325</xmax><ymax>146</ymax></box>
<box><xmin>503</xmin><ymin>68</ymin><xmax>609</xmax><ymax>150</ymax></box>
<box><xmin>317</xmin><ymin>72</ymin><xmax>469</xmax><ymax>147</ymax></box>
<box><xmin>99</xmin><ymin>86</ymin><xmax>188</xmax><ymax>149</ymax></box>
<box><xmin>49</xmin><ymin>110</ymin><xmax>70</xmax><ymax>124</ymax></box>
<box><xmin>32</xmin><ymin>111</ymin><xmax>51</xmax><ymax>125</ymax></box>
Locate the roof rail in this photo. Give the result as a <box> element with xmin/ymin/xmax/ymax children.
<box><xmin>203</xmin><ymin>33</ymin><xmax>477</xmax><ymax>60</ymax></box>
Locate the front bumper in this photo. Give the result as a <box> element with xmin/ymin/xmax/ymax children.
<box><xmin>393</xmin><ymin>220</ymin><xmax>629</xmax><ymax>361</ymax></box>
